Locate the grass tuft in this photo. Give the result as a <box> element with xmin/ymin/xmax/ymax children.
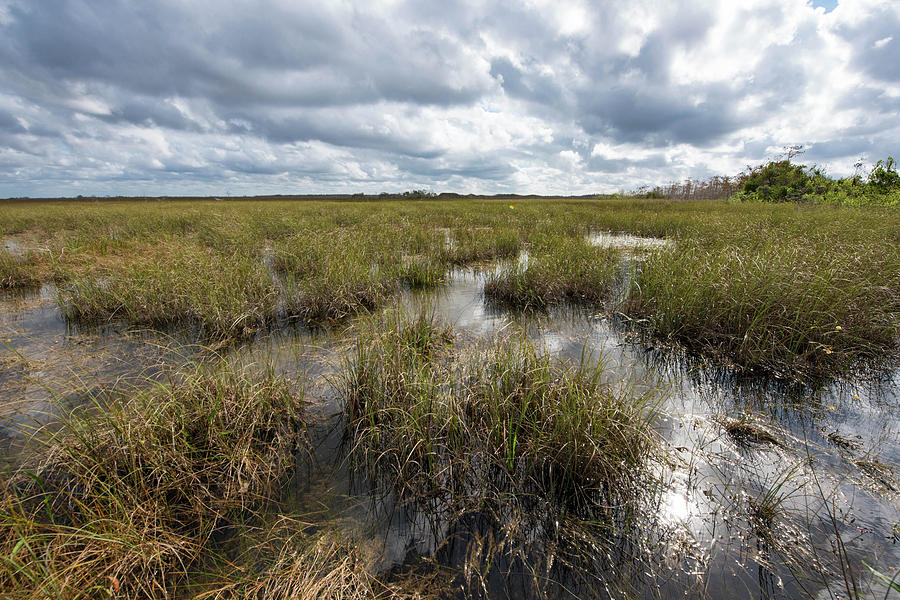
<box><xmin>624</xmin><ymin>240</ymin><xmax>900</xmax><ymax>379</ymax></box>
<box><xmin>445</xmin><ymin>227</ymin><xmax>521</xmax><ymax>265</ymax></box>
<box><xmin>0</xmin><ymin>362</ymin><xmax>304</xmax><ymax>599</ymax></box>
<box><xmin>344</xmin><ymin>312</ymin><xmax>657</xmax><ymax>502</ymax></box>
<box><xmin>201</xmin><ymin>520</ymin><xmax>441</xmax><ymax>600</ymax></box>
<box><xmin>484</xmin><ymin>237</ymin><xmax>621</xmax><ymax>310</ymax></box>
<box><xmin>58</xmin><ymin>244</ymin><xmax>278</xmax><ymax>338</ymax></box>
<box><xmin>341</xmin><ymin>311</ymin><xmax>663</xmax><ymax>594</ymax></box>
<box><xmin>0</xmin><ymin>249</ymin><xmax>40</xmax><ymax>289</ymax></box>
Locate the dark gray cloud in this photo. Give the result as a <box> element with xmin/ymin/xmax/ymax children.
<box><xmin>490</xmin><ymin>57</ymin><xmax>564</xmax><ymax>107</ymax></box>
<box><xmin>577</xmin><ymin>83</ymin><xmax>747</xmax><ymax>146</ymax></box>
<box><xmin>99</xmin><ymin>98</ymin><xmax>198</xmax><ymax>131</ymax></box>
<box><xmin>0</xmin><ymin>109</ymin><xmax>25</xmax><ymax>133</ymax></box>
<box><xmin>233</xmin><ymin>111</ymin><xmax>445</xmax><ymax>159</ymax></box>
<box><xmin>834</xmin><ymin>5</ymin><xmax>900</xmax><ymax>83</ymax></box>
<box><xmin>1</xmin><ymin>0</ymin><xmax>490</xmax><ymax>109</ymax></box>
<box><xmin>395</xmin><ymin>156</ymin><xmax>516</xmax><ymax>181</ymax></box>
<box><xmin>0</xmin><ymin>0</ymin><xmax>898</xmax><ymax>196</ymax></box>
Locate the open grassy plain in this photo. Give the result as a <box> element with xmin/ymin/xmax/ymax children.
<box><xmin>1</xmin><ymin>195</ymin><xmax>899</xmax><ymax>598</ymax></box>
<box><xmin>2</xmin><ymin>196</ymin><xmax>897</xmax><ymax>378</ymax></box>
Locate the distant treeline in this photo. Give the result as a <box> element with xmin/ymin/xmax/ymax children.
<box><xmin>1</xmin><ymin>192</ymin><xmax>602</xmax><ymax>204</ymax></box>
<box><xmin>5</xmin><ymin>155</ymin><xmax>897</xmax><ymax>206</ymax></box>
<box><xmin>631</xmin><ymin>176</ymin><xmax>741</xmax><ymax>201</ymax></box>
<box><xmin>634</xmin><ymin>155</ymin><xmax>900</xmax><ymax>206</ymax></box>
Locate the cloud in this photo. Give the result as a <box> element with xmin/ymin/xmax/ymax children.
<box><xmin>0</xmin><ymin>109</ymin><xmax>25</xmax><ymax>133</ymax></box>
<box><xmin>832</xmin><ymin>2</ymin><xmax>900</xmax><ymax>83</ymax></box>
<box><xmin>0</xmin><ymin>0</ymin><xmax>898</xmax><ymax>196</ymax></box>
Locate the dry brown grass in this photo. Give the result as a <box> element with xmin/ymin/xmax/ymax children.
<box><xmin>200</xmin><ymin>517</ymin><xmax>448</xmax><ymax>600</ymax></box>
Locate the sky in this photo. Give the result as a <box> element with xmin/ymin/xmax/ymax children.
<box><xmin>0</xmin><ymin>0</ymin><xmax>898</xmax><ymax>197</ymax></box>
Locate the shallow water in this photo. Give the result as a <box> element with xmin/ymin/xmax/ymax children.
<box><xmin>0</xmin><ymin>285</ymin><xmax>204</xmax><ymax>463</ymax></box>
<box><xmin>2</xmin><ymin>265</ymin><xmax>899</xmax><ymax>599</ymax></box>
<box><xmin>3</xmin><ymin>238</ymin><xmax>22</xmax><ymax>255</ymax></box>
<box><xmin>587</xmin><ymin>231</ymin><xmax>674</xmax><ymax>250</ymax></box>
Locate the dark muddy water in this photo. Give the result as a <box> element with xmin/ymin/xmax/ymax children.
<box><xmin>2</xmin><ymin>245</ymin><xmax>899</xmax><ymax>599</ymax></box>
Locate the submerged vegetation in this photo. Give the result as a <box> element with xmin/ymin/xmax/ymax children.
<box><xmin>342</xmin><ymin>311</ymin><xmax>663</xmax><ymax>595</ymax></box>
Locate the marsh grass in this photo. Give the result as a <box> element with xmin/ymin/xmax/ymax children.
<box><xmin>719</xmin><ymin>415</ymin><xmax>782</xmax><ymax>447</ymax></box>
<box><xmin>274</xmin><ymin>227</ymin><xmax>448</xmax><ymax>320</ymax></box>
<box><xmin>866</xmin><ymin>563</ymin><xmax>900</xmax><ymax>594</ymax></box>
<box><xmin>484</xmin><ymin>237</ymin><xmax>621</xmax><ymax>310</ymax></box>
<box><xmin>283</xmin><ymin>267</ymin><xmax>390</xmax><ymax>323</ymax></box>
<box><xmin>1</xmin><ymin>197</ymin><xmax>897</xmax><ymax>376</ymax></box>
<box><xmin>444</xmin><ymin>227</ymin><xmax>521</xmax><ymax>265</ymax></box>
<box><xmin>3</xmin><ymin>197</ymin><xmax>898</xmax><ymax>595</ymax></box>
<box><xmin>58</xmin><ymin>243</ymin><xmax>279</xmax><ymax>339</ymax></box>
<box><xmin>743</xmin><ymin>459</ymin><xmax>808</xmax><ymax>583</ymax></box>
<box><xmin>0</xmin><ymin>249</ymin><xmax>40</xmax><ymax>289</ymax></box>
<box><xmin>199</xmin><ymin>517</ymin><xmax>447</xmax><ymax>600</ymax></box>
<box><xmin>463</xmin><ymin>342</ymin><xmax>658</xmax><ymax>503</ymax></box>
<box><xmin>854</xmin><ymin>459</ymin><xmax>898</xmax><ymax>492</ymax></box>
<box><xmin>1</xmin><ymin>490</ymin><xmax>198</xmax><ymax>599</ymax></box>
<box><xmin>225</xmin><ymin>531</ymin><xmax>380</xmax><ymax>600</ymax></box>
<box><xmin>341</xmin><ymin>311</ymin><xmax>663</xmax><ymax>596</ymax></box>
<box><xmin>625</xmin><ymin>240</ymin><xmax>900</xmax><ymax>379</ymax></box>
<box><xmin>398</xmin><ymin>250</ymin><xmax>447</xmax><ymax>289</ymax></box>
<box><xmin>0</xmin><ymin>362</ymin><xmax>305</xmax><ymax>599</ymax></box>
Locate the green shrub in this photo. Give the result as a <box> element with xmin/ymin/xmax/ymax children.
<box><xmin>738</xmin><ymin>160</ymin><xmax>827</xmax><ymax>203</ymax></box>
<box><xmin>735</xmin><ymin>156</ymin><xmax>900</xmax><ymax>206</ymax></box>
<box><xmin>868</xmin><ymin>157</ymin><xmax>900</xmax><ymax>193</ymax></box>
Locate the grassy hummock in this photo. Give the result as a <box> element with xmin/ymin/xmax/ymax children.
<box><xmin>484</xmin><ymin>236</ymin><xmax>621</xmax><ymax>310</ymax></box>
<box><xmin>344</xmin><ymin>313</ymin><xmax>658</xmax><ymax>504</ymax></box>
<box><xmin>444</xmin><ymin>226</ymin><xmax>521</xmax><ymax>265</ymax></box>
<box><xmin>625</xmin><ymin>239</ymin><xmax>900</xmax><ymax>379</ymax></box>
<box><xmin>341</xmin><ymin>311</ymin><xmax>662</xmax><ymax>595</ymax></box>
<box><xmin>0</xmin><ymin>249</ymin><xmax>40</xmax><ymax>289</ymax></box>
<box><xmin>58</xmin><ymin>243</ymin><xmax>278</xmax><ymax>339</ymax></box>
<box><xmin>0</xmin><ymin>362</ymin><xmax>305</xmax><ymax>599</ymax></box>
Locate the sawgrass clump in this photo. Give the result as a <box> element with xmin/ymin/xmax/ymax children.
<box><xmin>344</xmin><ymin>316</ymin><xmax>657</xmax><ymax>506</ymax></box>
<box><xmin>0</xmin><ymin>249</ymin><xmax>40</xmax><ymax>289</ymax></box>
<box><xmin>201</xmin><ymin>519</ymin><xmax>444</xmax><ymax>600</ymax></box>
<box><xmin>341</xmin><ymin>312</ymin><xmax>662</xmax><ymax>595</ymax></box>
<box><xmin>625</xmin><ymin>239</ymin><xmax>900</xmax><ymax>378</ymax></box>
<box><xmin>58</xmin><ymin>243</ymin><xmax>278</xmax><ymax>339</ymax></box>
<box><xmin>0</xmin><ymin>362</ymin><xmax>304</xmax><ymax>599</ymax></box>
<box><xmin>444</xmin><ymin>227</ymin><xmax>522</xmax><ymax>265</ymax></box>
<box><xmin>463</xmin><ymin>340</ymin><xmax>658</xmax><ymax>503</ymax></box>
<box><xmin>276</xmin><ymin>230</ymin><xmax>399</xmax><ymax>322</ymax></box>
<box><xmin>484</xmin><ymin>237</ymin><xmax>621</xmax><ymax>310</ymax></box>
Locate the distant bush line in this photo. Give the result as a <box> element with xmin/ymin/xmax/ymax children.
<box><xmin>629</xmin><ymin>155</ymin><xmax>900</xmax><ymax>206</ymax></box>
